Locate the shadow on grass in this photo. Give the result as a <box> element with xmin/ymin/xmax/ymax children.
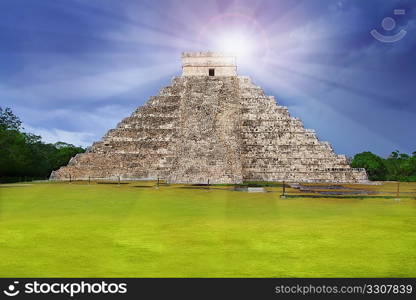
<box><xmin>284</xmin><ymin>195</ymin><xmax>415</xmax><ymax>199</ymax></box>
<box><xmin>97</xmin><ymin>182</ymin><xmax>129</xmax><ymax>185</ymax></box>
<box><xmin>131</xmin><ymin>185</ymin><xmax>154</xmax><ymax>188</ymax></box>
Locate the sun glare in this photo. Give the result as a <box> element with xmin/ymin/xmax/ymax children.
<box><xmin>213</xmin><ymin>32</ymin><xmax>255</xmax><ymax>60</ymax></box>
<box><xmin>197</xmin><ymin>13</ymin><xmax>270</xmax><ymax>67</ymax></box>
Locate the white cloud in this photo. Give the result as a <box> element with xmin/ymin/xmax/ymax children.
<box><xmin>24</xmin><ymin>125</ymin><xmax>96</xmax><ymax>147</ymax></box>
<box><xmin>0</xmin><ymin>61</ymin><xmax>178</xmax><ymax>106</ymax></box>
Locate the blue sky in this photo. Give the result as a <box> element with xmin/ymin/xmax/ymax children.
<box><xmin>0</xmin><ymin>0</ymin><xmax>415</xmax><ymax>157</ymax></box>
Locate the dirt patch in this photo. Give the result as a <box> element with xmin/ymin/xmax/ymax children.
<box><xmin>131</xmin><ymin>185</ymin><xmax>154</xmax><ymax>188</ymax></box>
<box><xmin>0</xmin><ymin>184</ymin><xmax>33</xmax><ymax>188</ymax></box>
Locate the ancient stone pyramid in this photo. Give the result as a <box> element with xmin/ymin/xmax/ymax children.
<box><xmin>51</xmin><ymin>52</ymin><xmax>368</xmax><ymax>183</ymax></box>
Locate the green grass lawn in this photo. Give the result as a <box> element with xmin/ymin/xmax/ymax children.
<box><xmin>0</xmin><ymin>181</ymin><xmax>415</xmax><ymax>277</ymax></box>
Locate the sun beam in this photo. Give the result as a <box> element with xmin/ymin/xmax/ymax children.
<box><xmin>196</xmin><ymin>12</ymin><xmax>270</xmax><ymax>68</ymax></box>
<box><xmin>213</xmin><ymin>31</ymin><xmax>255</xmax><ymax>61</ymax></box>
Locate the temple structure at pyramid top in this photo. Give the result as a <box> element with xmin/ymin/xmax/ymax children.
<box><xmin>182</xmin><ymin>52</ymin><xmax>237</xmax><ymax>76</ymax></box>
<box><xmin>50</xmin><ymin>52</ymin><xmax>368</xmax><ymax>184</ymax></box>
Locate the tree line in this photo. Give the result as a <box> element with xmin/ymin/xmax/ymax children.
<box><xmin>1</xmin><ymin>107</ymin><xmax>415</xmax><ymax>182</ymax></box>
<box><xmin>351</xmin><ymin>151</ymin><xmax>416</xmax><ymax>182</ymax></box>
<box><xmin>0</xmin><ymin>107</ymin><xmax>85</xmax><ymax>182</ymax></box>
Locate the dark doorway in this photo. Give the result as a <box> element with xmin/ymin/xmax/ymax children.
<box><xmin>209</xmin><ymin>68</ymin><xmax>215</xmax><ymax>76</ymax></box>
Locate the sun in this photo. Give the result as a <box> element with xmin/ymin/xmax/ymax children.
<box><xmin>213</xmin><ymin>32</ymin><xmax>255</xmax><ymax>60</ymax></box>
<box><xmin>197</xmin><ymin>13</ymin><xmax>270</xmax><ymax>66</ymax></box>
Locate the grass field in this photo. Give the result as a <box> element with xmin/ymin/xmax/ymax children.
<box><xmin>0</xmin><ymin>181</ymin><xmax>415</xmax><ymax>277</ymax></box>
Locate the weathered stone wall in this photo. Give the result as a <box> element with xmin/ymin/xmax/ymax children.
<box><xmin>237</xmin><ymin>76</ymin><xmax>367</xmax><ymax>183</ymax></box>
<box><xmin>182</xmin><ymin>51</ymin><xmax>237</xmax><ymax>76</ymax></box>
<box><xmin>182</xmin><ymin>66</ymin><xmax>237</xmax><ymax>76</ymax></box>
<box><xmin>167</xmin><ymin>76</ymin><xmax>243</xmax><ymax>184</ymax></box>
<box><xmin>50</xmin><ymin>74</ymin><xmax>368</xmax><ymax>183</ymax></box>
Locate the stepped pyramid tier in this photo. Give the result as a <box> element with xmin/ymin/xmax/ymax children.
<box><xmin>50</xmin><ymin>52</ymin><xmax>368</xmax><ymax>184</ymax></box>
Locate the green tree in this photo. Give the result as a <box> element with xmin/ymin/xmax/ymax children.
<box><xmin>0</xmin><ymin>107</ymin><xmax>22</xmax><ymax>130</ymax></box>
<box><xmin>351</xmin><ymin>151</ymin><xmax>387</xmax><ymax>181</ymax></box>
<box><xmin>50</xmin><ymin>142</ymin><xmax>85</xmax><ymax>171</ymax></box>
<box><xmin>385</xmin><ymin>151</ymin><xmax>416</xmax><ymax>181</ymax></box>
<box><xmin>0</xmin><ymin>106</ymin><xmax>85</xmax><ymax>181</ymax></box>
<box><xmin>0</xmin><ymin>129</ymin><xmax>31</xmax><ymax>176</ymax></box>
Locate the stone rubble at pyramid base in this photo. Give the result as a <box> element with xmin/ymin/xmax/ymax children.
<box><xmin>50</xmin><ymin>75</ymin><xmax>368</xmax><ymax>184</ymax></box>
